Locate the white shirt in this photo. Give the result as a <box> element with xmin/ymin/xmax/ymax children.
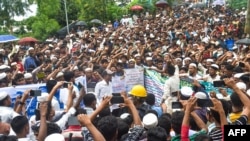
<box><xmin>0</xmin><ymin>106</ymin><xmax>19</xmax><ymax>123</ymax></box>
<box><xmin>59</xmin><ymin>85</ymin><xmax>80</xmax><ymax>109</ymax></box>
<box><xmin>94</xmin><ymin>80</ymin><xmax>112</xmax><ymax>103</ymax></box>
<box><xmin>163</xmin><ymin>65</ymin><xmax>180</xmax><ymax>99</ymax></box>
<box><xmin>203</xmin><ymin>74</ymin><xmax>221</xmax><ymax>83</ymax></box>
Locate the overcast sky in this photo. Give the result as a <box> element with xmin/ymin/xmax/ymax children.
<box><xmin>13</xmin><ymin>4</ymin><xmax>37</xmax><ymax>21</ymax></box>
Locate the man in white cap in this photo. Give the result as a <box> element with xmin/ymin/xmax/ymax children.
<box><xmin>0</xmin><ymin>91</ymin><xmax>19</xmax><ymax>123</ymax></box>
<box><xmin>24</xmin><ymin>47</ymin><xmax>37</xmax><ymax>71</ymax></box>
<box><xmin>24</xmin><ymin>73</ymin><xmax>33</xmax><ymax>84</ymax></box>
<box><xmin>188</xmin><ymin>63</ymin><xmax>202</xmax><ymax>80</ymax></box>
<box><xmin>202</xmin><ymin>64</ymin><xmax>221</xmax><ymax>83</ymax></box>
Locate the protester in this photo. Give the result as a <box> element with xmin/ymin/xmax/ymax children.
<box><xmin>0</xmin><ymin>2</ymin><xmax>250</xmax><ymax>140</ymax></box>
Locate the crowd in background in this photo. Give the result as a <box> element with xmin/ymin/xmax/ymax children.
<box><xmin>0</xmin><ymin>3</ymin><xmax>250</xmax><ymax>141</ymax></box>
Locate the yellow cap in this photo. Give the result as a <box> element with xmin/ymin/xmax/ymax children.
<box><xmin>128</xmin><ymin>85</ymin><xmax>147</xmax><ymax>97</ymax></box>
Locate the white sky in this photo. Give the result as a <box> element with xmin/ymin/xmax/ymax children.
<box><xmin>13</xmin><ymin>4</ymin><xmax>37</xmax><ymax>21</ymax></box>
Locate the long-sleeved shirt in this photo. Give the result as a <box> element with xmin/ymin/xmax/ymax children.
<box><xmin>163</xmin><ymin>65</ymin><xmax>180</xmax><ymax>100</ymax></box>
<box><xmin>24</xmin><ymin>56</ymin><xmax>37</xmax><ymax>71</ymax></box>
<box><xmin>94</xmin><ymin>80</ymin><xmax>112</xmax><ymax>104</ymax></box>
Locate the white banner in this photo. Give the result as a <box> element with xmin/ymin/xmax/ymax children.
<box><xmin>124</xmin><ymin>68</ymin><xmax>144</xmax><ymax>92</ymax></box>
<box><xmin>112</xmin><ymin>75</ymin><xmax>126</xmax><ymax>93</ymax></box>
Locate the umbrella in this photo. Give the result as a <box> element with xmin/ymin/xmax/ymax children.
<box><xmin>75</xmin><ymin>21</ymin><xmax>87</xmax><ymax>26</ymax></box>
<box><xmin>56</xmin><ymin>21</ymin><xmax>77</xmax><ymax>38</ymax></box>
<box><xmin>130</xmin><ymin>5</ymin><xmax>143</xmax><ymax>11</ymax></box>
<box><xmin>18</xmin><ymin>37</ymin><xmax>38</xmax><ymax>45</ymax></box>
<box><xmin>235</xmin><ymin>38</ymin><xmax>250</xmax><ymax>45</ymax></box>
<box><xmin>155</xmin><ymin>0</ymin><xmax>168</xmax><ymax>8</ymax></box>
<box><xmin>90</xmin><ymin>19</ymin><xmax>103</xmax><ymax>24</ymax></box>
<box><xmin>0</xmin><ymin>35</ymin><xmax>19</xmax><ymax>43</ymax></box>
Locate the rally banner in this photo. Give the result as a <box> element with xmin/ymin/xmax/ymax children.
<box><xmin>124</xmin><ymin>68</ymin><xmax>144</xmax><ymax>92</ymax></box>
<box><xmin>144</xmin><ymin>69</ymin><xmax>167</xmax><ymax>106</ymax></box>
<box><xmin>112</xmin><ymin>75</ymin><xmax>126</xmax><ymax>93</ymax></box>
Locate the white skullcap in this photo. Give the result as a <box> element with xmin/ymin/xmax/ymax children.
<box><xmin>85</xmin><ymin>68</ymin><xmax>92</xmax><ymax>72</ymax></box>
<box><xmin>118</xmin><ymin>60</ymin><xmax>123</xmax><ymax>63</ymax></box>
<box><xmin>227</xmin><ymin>59</ymin><xmax>233</xmax><ymax>62</ymax></box>
<box><xmin>142</xmin><ymin>113</ymin><xmax>158</xmax><ymax>129</ymax></box>
<box><xmin>45</xmin><ymin>133</ymin><xmax>65</xmax><ymax>141</ymax></box>
<box><xmin>120</xmin><ymin>113</ymin><xmax>130</xmax><ymax>120</ymax></box>
<box><xmin>234</xmin><ymin>73</ymin><xmax>245</xmax><ymax>78</ymax></box>
<box><xmin>24</xmin><ymin>73</ymin><xmax>32</xmax><ymax>79</ymax></box>
<box><xmin>211</xmin><ymin>64</ymin><xmax>219</xmax><ymax>70</ymax></box>
<box><xmin>51</xmin><ymin>56</ymin><xmax>57</xmax><ymax>60</ymax></box>
<box><xmin>0</xmin><ymin>73</ymin><xmax>7</xmax><ymax>80</ymax></box>
<box><xmin>247</xmin><ymin>89</ymin><xmax>250</xmax><ymax>96</ymax></box>
<box><xmin>0</xmin><ymin>65</ymin><xmax>10</xmax><ymax>70</ymax></box>
<box><xmin>134</xmin><ymin>54</ymin><xmax>141</xmax><ymax>58</ymax></box>
<box><xmin>37</xmin><ymin>93</ymin><xmax>60</xmax><ymax>110</ymax></box>
<box><xmin>207</xmin><ymin>59</ymin><xmax>214</xmax><ymax>63</ymax></box>
<box><xmin>56</xmin><ymin>72</ymin><xmax>64</xmax><ymax>78</ymax></box>
<box><xmin>181</xmin><ymin>86</ymin><xmax>194</xmax><ymax>98</ymax></box>
<box><xmin>176</xmin><ymin>58</ymin><xmax>182</xmax><ymax>61</ymax></box>
<box><xmin>0</xmin><ymin>91</ymin><xmax>8</xmax><ymax>100</ymax></box>
<box><xmin>45</xmin><ymin>50</ymin><xmax>50</xmax><ymax>54</ymax></box>
<box><xmin>55</xmin><ymin>47</ymin><xmax>60</xmax><ymax>50</ymax></box>
<box><xmin>11</xmin><ymin>62</ymin><xmax>17</xmax><ymax>66</ymax></box>
<box><xmin>184</xmin><ymin>57</ymin><xmax>191</xmax><ymax>61</ymax></box>
<box><xmin>195</xmin><ymin>92</ymin><xmax>207</xmax><ymax>99</ymax></box>
<box><xmin>28</xmin><ymin>47</ymin><xmax>34</xmax><ymax>51</ymax></box>
<box><xmin>73</xmin><ymin>66</ymin><xmax>78</xmax><ymax>71</ymax></box>
<box><xmin>129</xmin><ymin>59</ymin><xmax>135</xmax><ymax>62</ymax></box>
<box><xmin>236</xmin><ymin>82</ymin><xmax>246</xmax><ymax>91</ymax></box>
<box><xmin>119</xmin><ymin>37</ymin><xmax>123</xmax><ymax>40</ymax></box>
<box><xmin>0</xmin><ymin>49</ymin><xmax>4</xmax><ymax>52</ymax></box>
<box><xmin>146</xmin><ymin>57</ymin><xmax>152</xmax><ymax>61</ymax></box>
<box><xmin>150</xmin><ymin>33</ymin><xmax>155</xmax><ymax>38</ymax></box>
<box><xmin>189</xmin><ymin>63</ymin><xmax>197</xmax><ymax>68</ymax></box>
<box><xmin>48</xmin><ymin>44</ymin><xmax>53</xmax><ymax>48</ymax></box>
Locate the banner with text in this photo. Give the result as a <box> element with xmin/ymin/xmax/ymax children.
<box><xmin>124</xmin><ymin>68</ymin><xmax>144</xmax><ymax>92</ymax></box>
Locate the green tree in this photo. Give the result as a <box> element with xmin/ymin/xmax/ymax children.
<box><xmin>31</xmin><ymin>14</ymin><xmax>60</xmax><ymax>40</ymax></box>
<box><xmin>0</xmin><ymin>0</ymin><xmax>33</xmax><ymax>28</ymax></box>
<box><xmin>228</xmin><ymin>0</ymin><xmax>248</xmax><ymax>9</ymax></box>
<box><xmin>245</xmin><ymin>0</ymin><xmax>250</xmax><ymax>34</ymax></box>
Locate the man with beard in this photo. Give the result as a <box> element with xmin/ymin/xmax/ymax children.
<box><xmin>24</xmin><ymin>47</ymin><xmax>37</xmax><ymax>71</ymax></box>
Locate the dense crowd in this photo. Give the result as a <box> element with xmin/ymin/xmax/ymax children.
<box><xmin>0</xmin><ymin>2</ymin><xmax>250</xmax><ymax>141</ymax></box>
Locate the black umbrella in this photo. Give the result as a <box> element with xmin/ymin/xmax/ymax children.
<box><xmin>56</xmin><ymin>21</ymin><xmax>77</xmax><ymax>38</ymax></box>
<box><xmin>90</xmin><ymin>19</ymin><xmax>103</xmax><ymax>24</ymax></box>
<box><xmin>155</xmin><ymin>0</ymin><xmax>168</xmax><ymax>8</ymax></box>
<box><xmin>75</xmin><ymin>21</ymin><xmax>87</xmax><ymax>26</ymax></box>
<box><xmin>235</xmin><ymin>38</ymin><xmax>250</xmax><ymax>45</ymax></box>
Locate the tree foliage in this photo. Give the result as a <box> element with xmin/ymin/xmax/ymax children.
<box><xmin>0</xmin><ymin>0</ymin><xmax>33</xmax><ymax>27</ymax></box>
<box><xmin>228</xmin><ymin>0</ymin><xmax>248</xmax><ymax>9</ymax></box>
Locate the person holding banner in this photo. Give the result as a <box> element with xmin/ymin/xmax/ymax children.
<box><xmin>162</xmin><ymin>62</ymin><xmax>180</xmax><ymax>114</ymax></box>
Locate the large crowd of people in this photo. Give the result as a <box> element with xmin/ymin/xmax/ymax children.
<box><xmin>0</xmin><ymin>2</ymin><xmax>250</xmax><ymax>141</ymax></box>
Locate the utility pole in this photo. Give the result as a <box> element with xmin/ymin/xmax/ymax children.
<box><xmin>64</xmin><ymin>0</ymin><xmax>69</xmax><ymax>35</ymax></box>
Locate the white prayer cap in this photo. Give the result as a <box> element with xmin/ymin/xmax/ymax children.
<box><xmin>146</xmin><ymin>57</ymin><xmax>152</xmax><ymax>61</ymax></box>
<box><xmin>73</xmin><ymin>66</ymin><xmax>78</xmax><ymax>71</ymax></box>
<box><xmin>55</xmin><ymin>47</ymin><xmax>60</xmax><ymax>50</ymax></box>
<box><xmin>194</xmin><ymin>92</ymin><xmax>207</xmax><ymax>99</ymax></box>
<box><xmin>120</xmin><ymin>113</ymin><xmax>130</xmax><ymax>120</ymax></box>
<box><xmin>119</xmin><ymin>37</ymin><xmax>123</xmax><ymax>40</ymax></box>
<box><xmin>181</xmin><ymin>86</ymin><xmax>194</xmax><ymax>98</ymax></box>
<box><xmin>45</xmin><ymin>133</ymin><xmax>65</xmax><ymax>141</ymax></box>
<box><xmin>211</xmin><ymin>64</ymin><xmax>219</xmax><ymax>70</ymax></box>
<box><xmin>174</xmin><ymin>58</ymin><xmax>181</xmax><ymax>62</ymax></box>
<box><xmin>0</xmin><ymin>73</ymin><xmax>7</xmax><ymax>80</ymax></box>
<box><xmin>142</xmin><ymin>113</ymin><xmax>158</xmax><ymax>129</ymax></box>
<box><xmin>0</xmin><ymin>91</ymin><xmax>8</xmax><ymax>100</ymax></box>
<box><xmin>37</xmin><ymin>93</ymin><xmax>60</xmax><ymax>110</ymax></box>
<box><xmin>236</xmin><ymin>82</ymin><xmax>246</xmax><ymax>91</ymax></box>
<box><xmin>45</xmin><ymin>50</ymin><xmax>50</xmax><ymax>54</ymax></box>
<box><xmin>189</xmin><ymin>63</ymin><xmax>197</xmax><ymax>68</ymax></box>
<box><xmin>227</xmin><ymin>59</ymin><xmax>233</xmax><ymax>63</ymax></box>
<box><xmin>247</xmin><ymin>89</ymin><xmax>250</xmax><ymax>96</ymax></box>
<box><xmin>11</xmin><ymin>62</ymin><xmax>17</xmax><ymax>66</ymax></box>
<box><xmin>150</xmin><ymin>33</ymin><xmax>155</xmax><ymax>38</ymax></box>
<box><xmin>206</xmin><ymin>59</ymin><xmax>214</xmax><ymax>63</ymax></box>
<box><xmin>48</xmin><ymin>44</ymin><xmax>53</xmax><ymax>48</ymax></box>
<box><xmin>134</xmin><ymin>54</ymin><xmax>141</xmax><ymax>58</ymax></box>
<box><xmin>193</xmin><ymin>44</ymin><xmax>199</xmax><ymax>46</ymax></box>
<box><xmin>51</xmin><ymin>56</ymin><xmax>57</xmax><ymax>61</ymax></box>
<box><xmin>56</xmin><ymin>72</ymin><xmax>64</xmax><ymax>78</ymax></box>
<box><xmin>24</xmin><ymin>73</ymin><xmax>32</xmax><ymax>79</ymax></box>
<box><xmin>184</xmin><ymin>57</ymin><xmax>191</xmax><ymax>61</ymax></box>
<box><xmin>0</xmin><ymin>49</ymin><xmax>4</xmax><ymax>52</ymax></box>
<box><xmin>234</xmin><ymin>73</ymin><xmax>245</xmax><ymax>78</ymax></box>
<box><xmin>118</xmin><ymin>60</ymin><xmax>123</xmax><ymax>63</ymax></box>
<box><xmin>0</xmin><ymin>65</ymin><xmax>10</xmax><ymax>70</ymax></box>
<box><xmin>85</xmin><ymin>68</ymin><xmax>93</xmax><ymax>72</ymax></box>
<box><xmin>129</xmin><ymin>59</ymin><xmax>135</xmax><ymax>62</ymax></box>
<box><xmin>28</xmin><ymin>47</ymin><xmax>34</xmax><ymax>51</ymax></box>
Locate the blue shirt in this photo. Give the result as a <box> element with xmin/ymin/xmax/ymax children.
<box><xmin>24</xmin><ymin>56</ymin><xmax>37</xmax><ymax>70</ymax></box>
